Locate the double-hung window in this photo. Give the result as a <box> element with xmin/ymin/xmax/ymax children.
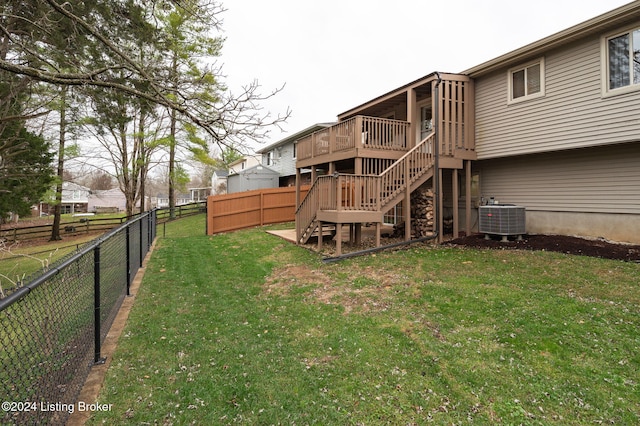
<box><xmin>605</xmin><ymin>27</ymin><xmax>640</xmax><ymax>92</ymax></box>
<box><xmin>508</xmin><ymin>58</ymin><xmax>545</xmax><ymax>103</ymax></box>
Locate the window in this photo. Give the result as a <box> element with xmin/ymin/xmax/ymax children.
<box><xmin>508</xmin><ymin>58</ymin><xmax>545</xmax><ymax>103</ymax></box>
<box><xmin>605</xmin><ymin>27</ymin><xmax>640</xmax><ymax>92</ymax></box>
<box><xmin>266</xmin><ymin>151</ymin><xmax>273</xmax><ymax>166</ymax></box>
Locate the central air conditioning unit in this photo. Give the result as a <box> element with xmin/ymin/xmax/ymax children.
<box><xmin>479</xmin><ymin>204</ymin><xmax>526</xmax><ymax>241</ymax></box>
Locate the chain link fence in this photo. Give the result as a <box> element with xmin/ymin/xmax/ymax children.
<box><xmin>0</xmin><ymin>210</ymin><xmax>156</xmax><ymax>425</ymax></box>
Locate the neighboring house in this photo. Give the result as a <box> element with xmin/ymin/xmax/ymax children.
<box><xmin>256</xmin><ymin>123</ymin><xmax>334</xmax><ymax>187</ymax></box>
<box><xmin>228</xmin><ymin>155</ymin><xmax>261</xmax><ymax>175</ymax></box>
<box><xmin>190</xmin><ymin>187</ymin><xmax>210</xmax><ymax>202</ymax></box>
<box><xmin>211</xmin><ymin>169</ymin><xmax>229</xmax><ymax>195</ymax></box>
<box><xmin>156</xmin><ymin>193</ymin><xmax>193</xmax><ymax>208</ymax></box>
<box><xmin>295</xmin><ymin>2</ymin><xmax>640</xmax><ymax>253</ymax></box>
<box><xmin>88</xmin><ymin>188</ymin><xmax>127</xmax><ymax>213</ymax></box>
<box><xmin>227</xmin><ymin>164</ymin><xmax>279</xmax><ymax>193</ymax></box>
<box><xmin>39</xmin><ymin>182</ymin><xmax>90</xmax><ymax>215</ymax></box>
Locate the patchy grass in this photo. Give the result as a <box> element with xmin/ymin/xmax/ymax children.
<box><xmin>88</xmin><ymin>216</ymin><xmax>640</xmax><ymax>425</ymax></box>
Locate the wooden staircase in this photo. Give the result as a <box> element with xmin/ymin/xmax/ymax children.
<box><xmin>296</xmin><ymin>132</ymin><xmax>436</xmax><ymax>244</ymax></box>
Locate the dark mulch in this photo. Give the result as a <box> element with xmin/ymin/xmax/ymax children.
<box><xmin>445</xmin><ymin>233</ymin><xmax>640</xmax><ymax>262</ymax></box>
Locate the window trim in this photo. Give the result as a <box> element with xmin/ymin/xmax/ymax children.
<box><xmin>507</xmin><ymin>57</ymin><xmax>546</xmax><ymax>104</ymax></box>
<box><xmin>601</xmin><ymin>24</ymin><xmax>640</xmax><ymax>97</ymax></box>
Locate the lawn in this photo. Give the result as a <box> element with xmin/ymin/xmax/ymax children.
<box><xmin>0</xmin><ymin>234</ymin><xmax>98</xmax><ymax>296</ymax></box>
<box><xmin>88</xmin><ymin>216</ymin><xmax>640</xmax><ymax>425</ymax></box>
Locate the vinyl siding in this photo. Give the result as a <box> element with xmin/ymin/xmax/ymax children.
<box><xmin>477</xmin><ymin>143</ymin><xmax>640</xmax><ymax>214</ymax></box>
<box><xmin>262</xmin><ymin>143</ymin><xmax>297</xmax><ymax>177</ymax></box>
<box><xmin>475</xmin><ymin>33</ymin><xmax>640</xmax><ymax>159</ymax></box>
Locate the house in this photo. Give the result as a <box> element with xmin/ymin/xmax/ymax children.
<box><xmin>155</xmin><ymin>193</ymin><xmax>193</xmax><ymax>208</ymax></box>
<box><xmin>39</xmin><ymin>182</ymin><xmax>90</xmax><ymax>215</ymax></box>
<box><xmin>211</xmin><ymin>169</ymin><xmax>229</xmax><ymax>195</ymax></box>
<box><xmin>190</xmin><ymin>187</ymin><xmax>210</xmax><ymax>202</ymax></box>
<box><xmin>227</xmin><ymin>164</ymin><xmax>280</xmax><ymax>193</ymax></box>
<box><xmin>228</xmin><ymin>155</ymin><xmax>261</xmax><ymax>174</ymax></box>
<box><xmin>88</xmin><ymin>188</ymin><xmax>127</xmax><ymax>213</ymax></box>
<box><xmin>295</xmin><ymin>1</ymin><xmax>640</xmax><ymax>254</ymax></box>
<box><xmin>256</xmin><ymin>123</ymin><xmax>334</xmax><ymax>187</ymax></box>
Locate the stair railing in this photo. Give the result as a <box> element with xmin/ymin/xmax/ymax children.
<box><xmin>379</xmin><ymin>131</ymin><xmax>435</xmax><ymax>208</ymax></box>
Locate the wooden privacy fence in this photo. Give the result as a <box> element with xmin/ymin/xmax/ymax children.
<box><xmin>207</xmin><ymin>186</ymin><xmax>309</xmax><ymax>235</ymax></box>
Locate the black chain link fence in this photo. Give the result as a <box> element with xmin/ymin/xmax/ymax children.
<box><xmin>0</xmin><ymin>210</ymin><xmax>156</xmax><ymax>425</ymax></box>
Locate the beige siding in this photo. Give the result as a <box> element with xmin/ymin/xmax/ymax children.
<box><xmin>475</xmin><ymin>34</ymin><xmax>640</xmax><ymax>159</ymax></box>
<box><xmin>477</xmin><ymin>143</ymin><xmax>640</xmax><ymax>214</ymax></box>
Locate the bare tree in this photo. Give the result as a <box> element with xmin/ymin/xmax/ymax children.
<box><xmin>0</xmin><ymin>0</ymin><xmax>289</xmax><ymax>149</ymax></box>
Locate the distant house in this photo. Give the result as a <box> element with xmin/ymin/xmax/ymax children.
<box><xmin>228</xmin><ymin>155</ymin><xmax>261</xmax><ymax>174</ymax></box>
<box><xmin>190</xmin><ymin>187</ymin><xmax>210</xmax><ymax>202</ymax></box>
<box><xmin>88</xmin><ymin>188</ymin><xmax>127</xmax><ymax>213</ymax></box>
<box><xmin>256</xmin><ymin>123</ymin><xmax>334</xmax><ymax>187</ymax></box>
<box><xmin>155</xmin><ymin>193</ymin><xmax>193</xmax><ymax>208</ymax></box>
<box><xmin>226</xmin><ymin>164</ymin><xmax>279</xmax><ymax>193</ymax></box>
<box><xmin>211</xmin><ymin>169</ymin><xmax>229</xmax><ymax>195</ymax></box>
<box><xmin>39</xmin><ymin>182</ymin><xmax>90</xmax><ymax>215</ymax></box>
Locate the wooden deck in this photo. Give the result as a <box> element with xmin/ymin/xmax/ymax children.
<box><xmin>295</xmin><ymin>74</ymin><xmax>476</xmax><ymax>253</ymax></box>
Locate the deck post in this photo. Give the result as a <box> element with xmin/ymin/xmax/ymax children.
<box><xmin>318</xmin><ymin>221</ymin><xmax>323</xmax><ymax>251</ymax></box>
<box><xmin>452</xmin><ymin>169</ymin><xmax>459</xmax><ymax>238</ymax></box>
<box><xmin>335</xmin><ymin>223</ymin><xmax>342</xmax><ymax>256</ymax></box>
<box><xmin>404</xmin><ymin>156</ymin><xmax>411</xmax><ymax>241</ymax></box>
<box><xmin>375</xmin><ymin>222</ymin><xmax>381</xmax><ymax>247</ymax></box>
<box><xmin>355</xmin><ymin>116</ymin><xmax>363</xmax><ymax>148</ymax></box>
<box><xmin>438</xmin><ymin>168</ymin><xmax>444</xmax><ymax>243</ymax></box>
<box><xmin>407</xmin><ymin>88</ymin><xmax>417</xmax><ymax>148</ymax></box>
<box><xmin>295</xmin><ymin>168</ymin><xmax>301</xmax><ymax>208</ymax></box>
<box><xmin>355</xmin><ymin>224</ymin><xmax>362</xmax><ymax>245</ymax></box>
<box><xmin>465</xmin><ymin>160</ymin><xmax>472</xmax><ymax>235</ymax></box>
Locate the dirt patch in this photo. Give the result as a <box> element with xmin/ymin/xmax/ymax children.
<box><xmin>445</xmin><ymin>234</ymin><xmax>640</xmax><ymax>262</ymax></box>
<box><xmin>264</xmin><ymin>263</ymin><xmax>404</xmax><ymax>314</ymax></box>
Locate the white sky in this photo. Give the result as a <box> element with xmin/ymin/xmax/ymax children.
<box><xmin>220</xmin><ymin>0</ymin><xmax>632</xmax><ymax>151</ymax></box>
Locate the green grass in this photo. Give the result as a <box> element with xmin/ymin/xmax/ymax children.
<box><xmin>0</xmin><ymin>234</ymin><xmax>98</xmax><ymax>293</ymax></box>
<box><xmin>88</xmin><ymin>216</ymin><xmax>640</xmax><ymax>425</ymax></box>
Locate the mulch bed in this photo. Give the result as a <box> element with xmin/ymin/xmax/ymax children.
<box><xmin>445</xmin><ymin>233</ymin><xmax>640</xmax><ymax>262</ymax></box>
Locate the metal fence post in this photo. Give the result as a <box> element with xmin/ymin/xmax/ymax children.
<box><xmin>94</xmin><ymin>244</ymin><xmax>106</xmax><ymax>364</ymax></box>
<box><xmin>139</xmin><ymin>215</ymin><xmax>143</xmax><ymax>268</ymax></box>
<box><xmin>126</xmin><ymin>225</ymin><xmax>131</xmax><ymax>296</ymax></box>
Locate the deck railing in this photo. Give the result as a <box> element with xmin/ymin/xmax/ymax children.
<box><xmin>297</xmin><ymin>116</ymin><xmax>410</xmax><ymax>162</ymax></box>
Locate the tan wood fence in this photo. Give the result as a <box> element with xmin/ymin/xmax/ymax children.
<box><xmin>207</xmin><ymin>186</ymin><xmax>309</xmax><ymax>235</ymax></box>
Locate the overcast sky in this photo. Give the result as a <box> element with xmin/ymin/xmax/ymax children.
<box><xmin>219</xmin><ymin>0</ymin><xmax>631</xmax><ymax>151</ymax></box>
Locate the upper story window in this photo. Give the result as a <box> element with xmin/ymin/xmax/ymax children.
<box><xmin>605</xmin><ymin>27</ymin><xmax>640</xmax><ymax>92</ymax></box>
<box><xmin>508</xmin><ymin>58</ymin><xmax>545</xmax><ymax>104</ymax></box>
<box><xmin>266</xmin><ymin>151</ymin><xmax>273</xmax><ymax>166</ymax></box>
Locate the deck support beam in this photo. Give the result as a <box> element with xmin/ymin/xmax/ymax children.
<box><xmin>295</xmin><ymin>168</ymin><xmax>301</xmax><ymax>208</ymax></box>
<box><xmin>407</xmin><ymin>88</ymin><xmax>417</xmax><ymax>148</ymax></box>
<box><xmin>437</xmin><ymin>168</ymin><xmax>443</xmax><ymax>243</ymax></box>
<box><xmin>404</xmin><ymin>156</ymin><xmax>411</xmax><ymax>241</ymax></box>
<box><xmin>453</xmin><ymin>169</ymin><xmax>459</xmax><ymax>238</ymax></box>
<box><xmin>335</xmin><ymin>223</ymin><xmax>342</xmax><ymax>256</ymax></box>
<box><xmin>465</xmin><ymin>160</ymin><xmax>472</xmax><ymax>236</ymax></box>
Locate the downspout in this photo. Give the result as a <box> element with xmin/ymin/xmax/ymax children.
<box><xmin>433</xmin><ymin>71</ymin><xmax>442</xmax><ymax>243</ymax></box>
